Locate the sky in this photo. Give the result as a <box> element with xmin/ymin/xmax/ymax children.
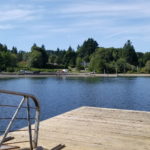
<box><xmin>0</xmin><ymin>0</ymin><xmax>150</xmax><ymax>52</ymax></box>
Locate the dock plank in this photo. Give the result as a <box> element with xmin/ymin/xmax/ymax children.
<box><xmin>4</xmin><ymin>107</ymin><xmax>150</xmax><ymax>150</ymax></box>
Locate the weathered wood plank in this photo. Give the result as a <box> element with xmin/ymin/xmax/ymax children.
<box><xmin>4</xmin><ymin>107</ymin><xmax>150</xmax><ymax>150</ymax></box>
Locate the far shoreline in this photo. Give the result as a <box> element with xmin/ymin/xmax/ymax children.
<box><xmin>0</xmin><ymin>72</ymin><xmax>150</xmax><ymax>78</ymax></box>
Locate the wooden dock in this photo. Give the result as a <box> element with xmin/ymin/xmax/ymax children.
<box><xmin>4</xmin><ymin>107</ymin><xmax>150</xmax><ymax>150</ymax></box>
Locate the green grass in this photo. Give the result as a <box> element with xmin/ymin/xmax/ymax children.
<box><xmin>29</xmin><ymin>68</ymin><xmax>62</xmax><ymax>72</ymax></box>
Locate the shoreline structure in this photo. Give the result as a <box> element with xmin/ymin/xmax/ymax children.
<box><xmin>0</xmin><ymin>72</ymin><xmax>150</xmax><ymax>78</ymax></box>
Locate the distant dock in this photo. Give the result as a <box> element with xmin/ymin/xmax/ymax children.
<box><xmin>5</xmin><ymin>107</ymin><xmax>150</xmax><ymax>149</ymax></box>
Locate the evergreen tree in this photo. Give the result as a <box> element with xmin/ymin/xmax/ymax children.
<box><xmin>122</xmin><ymin>40</ymin><xmax>138</xmax><ymax>65</ymax></box>
<box><xmin>78</xmin><ymin>38</ymin><xmax>98</xmax><ymax>62</ymax></box>
<box><xmin>143</xmin><ymin>52</ymin><xmax>150</xmax><ymax>64</ymax></box>
<box><xmin>64</xmin><ymin>46</ymin><xmax>76</xmax><ymax>67</ymax></box>
<box><xmin>11</xmin><ymin>46</ymin><xmax>18</xmax><ymax>54</ymax></box>
<box><xmin>28</xmin><ymin>44</ymin><xmax>48</xmax><ymax>68</ymax></box>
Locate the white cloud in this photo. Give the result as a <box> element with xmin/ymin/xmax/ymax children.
<box><xmin>0</xmin><ymin>24</ymin><xmax>14</xmax><ymax>30</ymax></box>
<box><xmin>0</xmin><ymin>9</ymin><xmax>34</xmax><ymax>22</ymax></box>
<box><xmin>57</xmin><ymin>1</ymin><xmax>150</xmax><ymax>19</ymax></box>
<box><xmin>1</xmin><ymin>0</ymin><xmax>150</xmax><ymax>51</ymax></box>
<box><xmin>0</xmin><ymin>4</ymin><xmax>42</xmax><ymax>23</ymax></box>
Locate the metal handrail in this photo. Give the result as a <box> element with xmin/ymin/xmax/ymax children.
<box><xmin>0</xmin><ymin>89</ymin><xmax>40</xmax><ymax>150</ymax></box>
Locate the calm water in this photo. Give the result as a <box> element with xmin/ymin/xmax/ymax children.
<box><xmin>0</xmin><ymin>76</ymin><xmax>150</xmax><ymax>130</ymax></box>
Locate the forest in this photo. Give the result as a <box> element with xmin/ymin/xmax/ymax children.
<box><xmin>0</xmin><ymin>38</ymin><xmax>150</xmax><ymax>73</ymax></box>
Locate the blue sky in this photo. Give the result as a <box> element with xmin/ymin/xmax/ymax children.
<box><xmin>0</xmin><ymin>0</ymin><xmax>150</xmax><ymax>52</ymax></box>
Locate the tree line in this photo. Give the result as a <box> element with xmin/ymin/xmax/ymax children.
<box><xmin>0</xmin><ymin>38</ymin><xmax>150</xmax><ymax>73</ymax></box>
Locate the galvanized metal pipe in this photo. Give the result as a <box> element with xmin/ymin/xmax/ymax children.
<box><xmin>0</xmin><ymin>89</ymin><xmax>40</xmax><ymax>150</ymax></box>
<box><xmin>26</xmin><ymin>98</ymin><xmax>33</xmax><ymax>150</ymax></box>
<box><xmin>0</xmin><ymin>97</ymin><xmax>26</xmax><ymax>146</ymax></box>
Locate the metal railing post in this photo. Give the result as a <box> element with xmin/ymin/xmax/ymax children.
<box><xmin>0</xmin><ymin>90</ymin><xmax>40</xmax><ymax>150</ymax></box>
<box><xmin>26</xmin><ymin>97</ymin><xmax>33</xmax><ymax>150</ymax></box>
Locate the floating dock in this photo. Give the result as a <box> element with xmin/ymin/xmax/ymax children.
<box><xmin>4</xmin><ymin>107</ymin><xmax>150</xmax><ymax>150</ymax></box>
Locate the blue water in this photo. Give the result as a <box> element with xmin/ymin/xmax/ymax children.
<box><xmin>0</xmin><ymin>76</ymin><xmax>150</xmax><ymax>123</ymax></box>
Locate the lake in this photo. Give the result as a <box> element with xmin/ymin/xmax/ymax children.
<box><xmin>0</xmin><ymin>76</ymin><xmax>150</xmax><ymax>130</ymax></box>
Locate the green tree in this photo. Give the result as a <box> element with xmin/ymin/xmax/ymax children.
<box><xmin>77</xmin><ymin>38</ymin><xmax>98</xmax><ymax>63</ymax></box>
<box><xmin>106</xmin><ymin>61</ymin><xmax>117</xmax><ymax>73</ymax></box>
<box><xmin>17</xmin><ymin>51</ymin><xmax>29</xmax><ymax>62</ymax></box>
<box><xmin>48</xmin><ymin>55</ymin><xmax>57</xmax><ymax>64</ymax></box>
<box><xmin>28</xmin><ymin>50</ymin><xmax>43</xmax><ymax>68</ymax></box>
<box><xmin>122</xmin><ymin>40</ymin><xmax>138</xmax><ymax>65</ymax></box>
<box><xmin>89</xmin><ymin>48</ymin><xmax>107</xmax><ymax>73</ymax></box>
<box><xmin>89</xmin><ymin>55</ymin><xmax>106</xmax><ymax>73</ymax></box>
<box><xmin>116</xmin><ymin>58</ymin><xmax>127</xmax><ymax>73</ymax></box>
<box><xmin>137</xmin><ymin>52</ymin><xmax>144</xmax><ymax>68</ymax></box>
<box><xmin>64</xmin><ymin>46</ymin><xmax>76</xmax><ymax>67</ymax></box>
<box><xmin>0</xmin><ymin>43</ymin><xmax>8</xmax><ymax>52</ymax></box>
<box><xmin>29</xmin><ymin>44</ymin><xmax>48</xmax><ymax>68</ymax></box>
<box><xmin>0</xmin><ymin>51</ymin><xmax>17</xmax><ymax>71</ymax></box>
<box><xmin>76</xmin><ymin>57</ymin><xmax>83</xmax><ymax>70</ymax></box>
<box><xmin>145</xmin><ymin>60</ymin><xmax>150</xmax><ymax>73</ymax></box>
<box><xmin>11</xmin><ymin>46</ymin><xmax>18</xmax><ymax>54</ymax></box>
<box><xmin>143</xmin><ymin>52</ymin><xmax>150</xmax><ymax>64</ymax></box>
